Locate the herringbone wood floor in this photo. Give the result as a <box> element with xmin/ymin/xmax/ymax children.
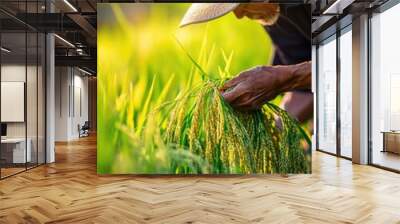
<box><xmin>1</xmin><ymin>135</ymin><xmax>400</xmax><ymax>224</ymax></box>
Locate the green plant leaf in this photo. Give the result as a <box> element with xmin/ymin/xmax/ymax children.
<box><xmin>174</xmin><ymin>37</ymin><xmax>208</xmax><ymax>80</ymax></box>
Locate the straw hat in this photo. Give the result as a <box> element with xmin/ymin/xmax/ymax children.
<box><xmin>180</xmin><ymin>3</ymin><xmax>281</xmax><ymax>28</ymax></box>
<box><xmin>180</xmin><ymin>3</ymin><xmax>240</xmax><ymax>27</ymax></box>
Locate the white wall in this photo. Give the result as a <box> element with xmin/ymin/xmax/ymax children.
<box><xmin>71</xmin><ymin>72</ymin><xmax>89</xmax><ymax>138</ymax></box>
<box><xmin>1</xmin><ymin>65</ymin><xmax>38</xmax><ymax>138</ymax></box>
<box><xmin>55</xmin><ymin>67</ymin><xmax>89</xmax><ymax>141</ymax></box>
<box><xmin>1</xmin><ymin>65</ymin><xmax>26</xmax><ymax>139</ymax></box>
<box><xmin>1</xmin><ymin>64</ymin><xmax>26</xmax><ymax>81</ymax></box>
<box><xmin>55</xmin><ymin>66</ymin><xmax>70</xmax><ymax>141</ymax></box>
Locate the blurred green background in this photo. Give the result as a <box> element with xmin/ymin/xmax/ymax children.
<box><xmin>97</xmin><ymin>3</ymin><xmax>273</xmax><ymax>174</ymax></box>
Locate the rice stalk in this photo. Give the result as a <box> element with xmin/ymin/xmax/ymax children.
<box><xmin>162</xmin><ymin>80</ymin><xmax>310</xmax><ymax>174</ymax></box>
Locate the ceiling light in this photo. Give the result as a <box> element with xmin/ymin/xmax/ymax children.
<box><xmin>63</xmin><ymin>0</ymin><xmax>78</xmax><ymax>12</ymax></box>
<box><xmin>54</xmin><ymin>34</ymin><xmax>75</xmax><ymax>48</ymax></box>
<box><xmin>78</xmin><ymin>67</ymin><xmax>93</xmax><ymax>76</ymax></box>
<box><xmin>323</xmin><ymin>0</ymin><xmax>354</xmax><ymax>15</ymax></box>
<box><xmin>76</xmin><ymin>48</ymin><xmax>85</xmax><ymax>55</ymax></box>
<box><xmin>1</xmin><ymin>47</ymin><xmax>11</xmax><ymax>53</ymax></box>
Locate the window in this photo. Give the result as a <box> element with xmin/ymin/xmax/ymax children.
<box><xmin>339</xmin><ymin>27</ymin><xmax>352</xmax><ymax>158</ymax></box>
<box><xmin>370</xmin><ymin>3</ymin><xmax>400</xmax><ymax>171</ymax></box>
<box><xmin>317</xmin><ymin>36</ymin><xmax>337</xmax><ymax>154</ymax></box>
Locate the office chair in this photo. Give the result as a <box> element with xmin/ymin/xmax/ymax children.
<box><xmin>79</xmin><ymin>121</ymin><xmax>90</xmax><ymax>138</ymax></box>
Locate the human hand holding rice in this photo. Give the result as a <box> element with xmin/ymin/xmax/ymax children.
<box><xmin>220</xmin><ymin>61</ymin><xmax>311</xmax><ymax>111</ymax></box>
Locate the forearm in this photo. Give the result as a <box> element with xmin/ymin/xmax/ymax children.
<box><xmin>279</xmin><ymin>61</ymin><xmax>311</xmax><ymax>92</ymax></box>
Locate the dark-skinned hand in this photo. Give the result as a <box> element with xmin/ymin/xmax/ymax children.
<box><xmin>220</xmin><ymin>62</ymin><xmax>311</xmax><ymax>111</ymax></box>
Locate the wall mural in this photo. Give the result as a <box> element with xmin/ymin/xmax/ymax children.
<box><xmin>98</xmin><ymin>3</ymin><xmax>312</xmax><ymax>174</ymax></box>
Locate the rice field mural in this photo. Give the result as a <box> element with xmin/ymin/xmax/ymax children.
<box><xmin>98</xmin><ymin>3</ymin><xmax>312</xmax><ymax>174</ymax></box>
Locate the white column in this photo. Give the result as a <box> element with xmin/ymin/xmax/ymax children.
<box><xmin>352</xmin><ymin>14</ymin><xmax>369</xmax><ymax>164</ymax></box>
<box><xmin>46</xmin><ymin>1</ymin><xmax>55</xmax><ymax>163</ymax></box>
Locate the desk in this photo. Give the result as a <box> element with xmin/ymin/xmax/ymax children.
<box><xmin>1</xmin><ymin>138</ymin><xmax>31</xmax><ymax>163</ymax></box>
<box><xmin>382</xmin><ymin>131</ymin><xmax>400</xmax><ymax>154</ymax></box>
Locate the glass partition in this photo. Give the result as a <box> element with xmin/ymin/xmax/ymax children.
<box><xmin>27</xmin><ymin>0</ymin><xmax>41</xmax><ymax>170</ymax></box>
<box><xmin>317</xmin><ymin>35</ymin><xmax>337</xmax><ymax>154</ymax></box>
<box><xmin>0</xmin><ymin>3</ymin><xmax>46</xmax><ymax>179</ymax></box>
<box><xmin>27</xmin><ymin>30</ymin><xmax>38</xmax><ymax>169</ymax></box>
<box><xmin>1</xmin><ymin>30</ymin><xmax>27</xmax><ymax>177</ymax></box>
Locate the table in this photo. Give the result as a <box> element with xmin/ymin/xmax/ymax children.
<box><xmin>1</xmin><ymin>138</ymin><xmax>31</xmax><ymax>163</ymax></box>
<box><xmin>382</xmin><ymin>131</ymin><xmax>400</xmax><ymax>154</ymax></box>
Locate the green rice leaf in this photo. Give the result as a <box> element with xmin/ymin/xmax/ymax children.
<box><xmin>137</xmin><ymin>74</ymin><xmax>156</xmax><ymax>134</ymax></box>
<box><xmin>174</xmin><ymin>37</ymin><xmax>208</xmax><ymax>80</ymax></box>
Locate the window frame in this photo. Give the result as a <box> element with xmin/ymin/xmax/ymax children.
<box><xmin>315</xmin><ymin>19</ymin><xmax>353</xmax><ymax>161</ymax></box>
<box><xmin>367</xmin><ymin>0</ymin><xmax>400</xmax><ymax>173</ymax></box>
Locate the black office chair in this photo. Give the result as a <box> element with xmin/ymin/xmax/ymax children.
<box><xmin>79</xmin><ymin>121</ymin><xmax>90</xmax><ymax>138</ymax></box>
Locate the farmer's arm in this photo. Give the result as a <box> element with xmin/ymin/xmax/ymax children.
<box><xmin>221</xmin><ymin>61</ymin><xmax>311</xmax><ymax>111</ymax></box>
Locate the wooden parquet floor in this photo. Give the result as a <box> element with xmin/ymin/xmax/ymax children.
<box><xmin>1</xmin><ymin>135</ymin><xmax>400</xmax><ymax>224</ymax></box>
